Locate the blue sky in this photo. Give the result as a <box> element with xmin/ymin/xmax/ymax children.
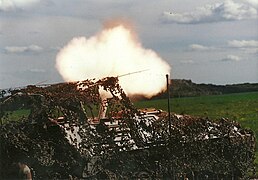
<box><xmin>0</xmin><ymin>0</ymin><xmax>258</xmax><ymax>88</ymax></box>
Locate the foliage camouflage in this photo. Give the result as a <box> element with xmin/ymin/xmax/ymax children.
<box><xmin>0</xmin><ymin>77</ymin><xmax>256</xmax><ymax>179</ymax></box>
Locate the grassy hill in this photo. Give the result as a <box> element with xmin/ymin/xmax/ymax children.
<box><xmin>153</xmin><ymin>79</ymin><xmax>258</xmax><ymax>99</ymax></box>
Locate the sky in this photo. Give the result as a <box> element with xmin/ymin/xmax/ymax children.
<box><xmin>0</xmin><ymin>0</ymin><xmax>258</xmax><ymax>89</ymax></box>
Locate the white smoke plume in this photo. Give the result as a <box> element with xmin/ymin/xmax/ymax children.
<box><xmin>56</xmin><ymin>23</ymin><xmax>171</xmax><ymax>98</ymax></box>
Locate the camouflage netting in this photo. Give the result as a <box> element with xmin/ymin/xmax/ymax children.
<box><xmin>0</xmin><ymin>77</ymin><xmax>256</xmax><ymax>179</ymax></box>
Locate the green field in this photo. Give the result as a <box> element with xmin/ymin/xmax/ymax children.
<box><xmin>134</xmin><ymin>91</ymin><xmax>258</xmax><ymax>171</ymax></box>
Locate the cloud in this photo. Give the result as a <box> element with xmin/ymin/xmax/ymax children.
<box><xmin>228</xmin><ymin>40</ymin><xmax>258</xmax><ymax>48</ymax></box>
<box><xmin>188</xmin><ymin>40</ymin><xmax>258</xmax><ymax>53</ymax></box>
<box><xmin>221</xmin><ymin>55</ymin><xmax>241</xmax><ymax>62</ymax></box>
<box><xmin>0</xmin><ymin>0</ymin><xmax>40</xmax><ymax>11</ymax></box>
<box><xmin>189</xmin><ymin>44</ymin><xmax>215</xmax><ymax>51</ymax></box>
<box><xmin>162</xmin><ymin>0</ymin><xmax>257</xmax><ymax>24</ymax></box>
<box><xmin>228</xmin><ymin>40</ymin><xmax>258</xmax><ymax>53</ymax></box>
<box><xmin>4</xmin><ymin>45</ymin><xmax>43</xmax><ymax>54</ymax></box>
<box><xmin>246</xmin><ymin>0</ymin><xmax>258</xmax><ymax>8</ymax></box>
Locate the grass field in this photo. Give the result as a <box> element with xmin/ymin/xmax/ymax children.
<box><xmin>134</xmin><ymin>91</ymin><xmax>258</xmax><ymax>171</ymax></box>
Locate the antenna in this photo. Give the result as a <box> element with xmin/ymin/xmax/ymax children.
<box><xmin>35</xmin><ymin>80</ymin><xmax>48</xmax><ymax>86</ymax></box>
<box><xmin>117</xmin><ymin>69</ymin><xmax>149</xmax><ymax>78</ymax></box>
<box><xmin>166</xmin><ymin>74</ymin><xmax>172</xmax><ymax>137</ymax></box>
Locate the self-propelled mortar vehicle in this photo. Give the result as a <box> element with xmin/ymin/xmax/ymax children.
<box><xmin>0</xmin><ymin>77</ymin><xmax>256</xmax><ymax>179</ymax></box>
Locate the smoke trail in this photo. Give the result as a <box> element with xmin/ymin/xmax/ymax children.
<box><xmin>56</xmin><ymin>24</ymin><xmax>171</xmax><ymax>98</ymax></box>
